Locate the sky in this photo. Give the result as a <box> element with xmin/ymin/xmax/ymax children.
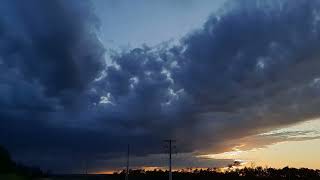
<box><xmin>93</xmin><ymin>0</ymin><xmax>226</xmax><ymax>48</ymax></box>
<box><xmin>1</xmin><ymin>0</ymin><xmax>320</xmax><ymax>174</ymax></box>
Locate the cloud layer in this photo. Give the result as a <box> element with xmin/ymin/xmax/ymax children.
<box><xmin>1</xmin><ymin>0</ymin><xmax>320</xmax><ymax>172</ymax></box>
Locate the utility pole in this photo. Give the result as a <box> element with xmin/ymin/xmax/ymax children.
<box><xmin>83</xmin><ymin>159</ymin><xmax>88</xmax><ymax>175</ymax></box>
<box><xmin>125</xmin><ymin>144</ymin><xmax>130</xmax><ymax>180</ymax></box>
<box><xmin>85</xmin><ymin>160</ymin><xmax>87</xmax><ymax>175</ymax></box>
<box><xmin>164</xmin><ymin>139</ymin><xmax>176</xmax><ymax>180</ymax></box>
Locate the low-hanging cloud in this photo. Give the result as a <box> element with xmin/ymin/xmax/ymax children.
<box><xmin>1</xmin><ymin>0</ymin><xmax>320</xmax><ymax>172</ymax></box>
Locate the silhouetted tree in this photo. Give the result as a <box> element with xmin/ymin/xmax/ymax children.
<box><xmin>0</xmin><ymin>145</ymin><xmax>45</xmax><ymax>179</ymax></box>
<box><xmin>0</xmin><ymin>145</ymin><xmax>14</xmax><ymax>174</ymax></box>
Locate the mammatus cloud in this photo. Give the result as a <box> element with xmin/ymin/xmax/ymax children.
<box><xmin>1</xmin><ymin>0</ymin><xmax>320</xmax><ymax>172</ymax></box>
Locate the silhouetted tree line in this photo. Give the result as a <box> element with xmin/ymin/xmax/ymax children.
<box><xmin>104</xmin><ymin>166</ymin><xmax>320</xmax><ymax>180</ymax></box>
<box><xmin>0</xmin><ymin>145</ymin><xmax>46</xmax><ymax>179</ymax></box>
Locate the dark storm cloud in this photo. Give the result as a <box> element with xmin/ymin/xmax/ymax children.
<box><xmin>0</xmin><ymin>0</ymin><xmax>104</xmax><ymax>102</ymax></box>
<box><xmin>2</xmin><ymin>0</ymin><xmax>320</xmax><ymax>173</ymax></box>
<box><xmin>99</xmin><ymin>0</ymin><xmax>320</xmax><ymax>155</ymax></box>
<box><xmin>168</xmin><ymin>0</ymin><xmax>320</xmax><ymax>153</ymax></box>
<box><xmin>0</xmin><ymin>0</ymin><xmax>106</xmax><ymax>172</ymax></box>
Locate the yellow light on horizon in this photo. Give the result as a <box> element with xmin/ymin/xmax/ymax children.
<box><xmin>200</xmin><ymin>119</ymin><xmax>320</xmax><ymax>169</ymax></box>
